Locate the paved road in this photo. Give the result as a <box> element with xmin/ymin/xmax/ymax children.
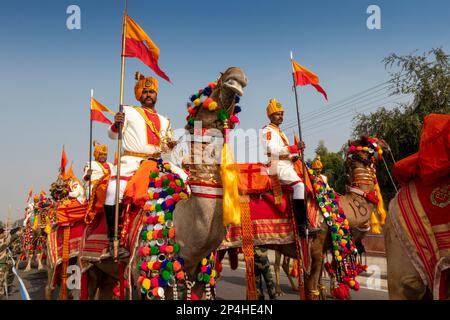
<box><xmin>215</xmin><ymin>261</ymin><xmax>388</xmax><ymax>300</ymax></box>
<box><xmin>3</xmin><ymin>259</ymin><xmax>388</xmax><ymax>300</ymax></box>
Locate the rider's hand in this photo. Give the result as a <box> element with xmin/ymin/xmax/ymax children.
<box><xmin>289</xmin><ymin>154</ymin><xmax>300</xmax><ymax>162</ymax></box>
<box><xmin>297</xmin><ymin>140</ymin><xmax>305</xmax><ymax>151</ymax></box>
<box><xmin>114</xmin><ymin>112</ymin><xmax>125</xmax><ymax>127</ymax></box>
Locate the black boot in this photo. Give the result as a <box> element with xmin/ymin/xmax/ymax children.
<box><xmin>103</xmin><ymin>204</ymin><xmax>130</xmax><ymax>259</ymax></box>
<box><xmin>293</xmin><ymin>199</ymin><xmax>322</xmax><ymax>237</ymax></box>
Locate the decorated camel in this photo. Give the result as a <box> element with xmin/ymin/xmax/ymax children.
<box><xmin>45</xmin><ymin>169</ymin><xmax>88</xmax><ymax>300</ymax></box>
<box><xmin>22</xmin><ymin>194</ymin><xmax>54</xmax><ymax>272</ymax></box>
<box><xmin>76</xmin><ymin>67</ymin><xmax>248</xmax><ymax>300</ymax></box>
<box><xmin>219</xmin><ymin>136</ymin><xmax>387</xmax><ymax>299</ymax></box>
<box><xmin>384</xmin><ymin>113</ymin><xmax>449</xmax><ymax>300</ymax></box>
<box><xmin>84</xmin><ymin>67</ymin><xmax>247</xmax><ymax>300</ymax></box>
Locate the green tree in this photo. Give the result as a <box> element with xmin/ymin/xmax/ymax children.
<box><xmin>353</xmin><ymin>48</ymin><xmax>450</xmax><ymax>203</ymax></box>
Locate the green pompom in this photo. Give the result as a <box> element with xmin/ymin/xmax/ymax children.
<box><xmin>162</xmin><ymin>228</ymin><xmax>169</xmax><ymax>238</ymax></box>
<box><xmin>162</xmin><ymin>179</ymin><xmax>170</xmax><ymax>188</ymax></box>
<box><xmin>141</xmin><ymin>231</ymin><xmax>148</xmax><ymax>240</ymax></box>
<box><xmin>166</xmin><ymin>261</ymin><xmax>173</xmax><ymax>272</ymax></box>
<box><xmin>155</xmin><ymin>204</ymin><xmax>162</xmax><ymax>212</ymax></box>
<box><xmin>197</xmin><ymin>273</ymin><xmax>204</xmax><ymax>281</ymax></box>
<box><xmin>151</xmin><ymin>246</ymin><xmax>159</xmax><ymax>255</ymax></box>
<box><xmin>217</xmin><ymin>109</ymin><xmax>229</xmax><ymax>122</ymax></box>
<box><xmin>187</xmin><ymin>117</ymin><xmax>195</xmax><ymax>126</ymax></box>
<box><xmin>161</xmin><ymin>270</ymin><xmax>171</xmax><ymax>281</ymax></box>
<box><xmin>150</xmin><ymin>172</ymin><xmax>158</xmax><ymax>179</ymax></box>
<box><xmin>164</xmin><ymin>212</ymin><xmax>173</xmax><ymax>221</ymax></box>
<box><xmin>166</xmin><ymin>188</ymin><xmax>174</xmax><ymax>195</ymax></box>
<box><xmin>203</xmin><ymin>274</ymin><xmax>210</xmax><ymax>283</ymax></box>
<box><xmin>173</xmin><ymin>243</ymin><xmax>180</xmax><ymax>253</ymax></box>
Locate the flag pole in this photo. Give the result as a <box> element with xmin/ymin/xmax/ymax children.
<box><xmin>290</xmin><ymin>50</ymin><xmax>307</xmax><ymax>300</ymax></box>
<box><xmin>114</xmin><ymin>0</ymin><xmax>128</xmax><ymax>261</ymax></box>
<box><xmin>88</xmin><ymin>89</ymin><xmax>94</xmax><ymax>202</ymax></box>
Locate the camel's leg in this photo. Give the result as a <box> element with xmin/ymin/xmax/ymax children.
<box><xmin>45</xmin><ymin>264</ymin><xmax>54</xmax><ymax>300</ymax></box>
<box><xmin>37</xmin><ymin>253</ymin><xmax>44</xmax><ymax>270</ymax></box>
<box><xmin>274</xmin><ymin>251</ymin><xmax>284</xmax><ymax>296</ymax></box>
<box><xmin>97</xmin><ymin>278</ymin><xmax>116</xmax><ymax>300</ymax></box>
<box><xmin>304</xmin><ymin>232</ymin><xmax>327</xmax><ymax>300</ymax></box>
<box><xmin>282</xmin><ymin>256</ymin><xmax>298</xmax><ymax>291</ymax></box>
<box><xmin>385</xmin><ymin>217</ymin><xmax>428</xmax><ymax>300</ymax></box>
<box><xmin>24</xmin><ymin>254</ymin><xmax>33</xmax><ymax>272</ymax></box>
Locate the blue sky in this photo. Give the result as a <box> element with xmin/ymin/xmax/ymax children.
<box><xmin>1</xmin><ymin>0</ymin><xmax>449</xmax><ymax>221</ymax></box>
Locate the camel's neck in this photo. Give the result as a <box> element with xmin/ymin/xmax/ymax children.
<box><xmin>339</xmin><ymin>163</ymin><xmax>378</xmax><ymax>228</ymax></box>
<box><xmin>183</xmin><ymin>136</ymin><xmax>222</xmax><ymax>186</ymax></box>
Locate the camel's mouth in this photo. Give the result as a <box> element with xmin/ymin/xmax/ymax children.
<box><xmin>223</xmin><ymin>78</ymin><xmax>245</xmax><ymax>96</ymax></box>
<box><xmin>222</xmin><ymin>71</ymin><xmax>248</xmax><ymax>97</ymax></box>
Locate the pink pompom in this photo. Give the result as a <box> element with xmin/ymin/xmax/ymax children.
<box><xmin>150</xmin><ymin>277</ymin><xmax>159</xmax><ymax>288</ymax></box>
<box><xmin>230</xmin><ymin>115</ymin><xmax>240</xmax><ymax>124</ymax></box>
<box><xmin>140</xmin><ymin>261</ymin><xmax>148</xmax><ymax>272</ymax></box>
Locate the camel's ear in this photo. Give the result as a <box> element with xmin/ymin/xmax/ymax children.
<box><xmin>93</xmin><ymin>140</ymin><xmax>100</xmax><ymax>147</ymax></box>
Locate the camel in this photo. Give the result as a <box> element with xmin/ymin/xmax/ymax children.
<box><xmin>120</xmin><ymin>67</ymin><xmax>248</xmax><ymax>299</ymax></box>
<box><xmin>45</xmin><ymin>175</ymin><xmax>86</xmax><ymax>300</ymax></box>
<box><xmin>244</xmin><ymin>137</ymin><xmax>387</xmax><ymax>299</ymax></box>
<box><xmin>384</xmin><ymin>114</ymin><xmax>450</xmax><ymax>300</ymax></box>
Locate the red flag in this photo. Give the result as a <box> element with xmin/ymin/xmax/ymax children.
<box><xmin>60</xmin><ymin>146</ymin><xmax>68</xmax><ymax>174</ymax></box>
<box><xmin>91</xmin><ymin>98</ymin><xmax>114</xmax><ymax>125</ymax></box>
<box><xmin>124</xmin><ymin>15</ymin><xmax>171</xmax><ymax>83</ymax></box>
<box><xmin>26</xmin><ymin>187</ymin><xmax>33</xmax><ymax>203</ymax></box>
<box><xmin>292</xmin><ymin>60</ymin><xmax>328</xmax><ymax>101</ymax></box>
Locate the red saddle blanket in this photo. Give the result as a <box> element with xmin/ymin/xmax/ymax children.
<box><xmin>47</xmin><ymin>220</ymin><xmax>85</xmax><ymax>288</ymax></box>
<box><xmin>79</xmin><ymin>211</ymin><xmax>110</xmax><ymax>272</ymax></box>
<box><xmin>389</xmin><ymin>177</ymin><xmax>450</xmax><ymax>299</ymax></box>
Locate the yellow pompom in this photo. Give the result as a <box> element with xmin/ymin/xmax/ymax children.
<box><xmin>334</xmin><ymin>250</ymin><xmax>340</xmax><ymax>256</ymax></box>
<box><xmin>146</xmin><ymin>232</ymin><xmax>153</xmax><ymax>240</ymax></box>
<box><xmin>147</xmin><ymin>261</ymin><xmax>154</xmax><ymax>270</ymax></box>
<box><xmin>158</xmin><ymin>215</ymin><xmax>165</xmax><ymax>224</ymax></box>
<box><xmin>321</xmin><ymin>207</ymin><xmax>327</xmax><ymax>213</ymax></box>
<box><xmin>148</xmin><ymin>191</ymin><xmax>154</xmax><ymax>199</ymax></box>
<box><xmin>208</xmin><ymin>101</ymin><xmax>218</xmax><ymax>111</ymax></box>
<box><xmin>201</xmin><ymin>258</ymin><xmax>208</xmax><ymax>266</ymax></box>
<box><xmin>349</xmin><ymin>280</ymin><xmax>356</xmax><ymax>287</ymax></box>
<box><xmin>142</xmin><ymin>278</ymin><xmax>151</xmax><ymax>290</ymax></box>
<box><xmin>378</xmin><ymin>149</ymin><xmax>383</xmax><ymax>155</ymax></box>
<box><xmin>337</xmin><ymin>256</ymin><xmax>342</xmax><ymax>262</ymax></box>
<box><xmin>179</xmin><ymin>192</ymin><xmax>188</xmax><ymax>200</ymax></box>
<box><xmin>211</xmin><ymin>270</ymin><xmax>216</xmax><ymax>278</ymax></box>
<box><xmin>363</xmin><ymin>147</ymin><xmax>369</xmax><ymax>151</ymax></box>
<box><xmin>194</xmin><ymin>98</ymin><xmax>201</xmax><ymax>107</ymax></box>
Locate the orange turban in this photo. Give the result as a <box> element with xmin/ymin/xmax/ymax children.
<box><xmin>93</xmin><ymin>141</ymin><xmax>108</xmax><ymax>161</ymax></box>
<box><xmin>266</xmin><ymin>98</ymin><xmax>284</xmax><ymax>117</ymax></box>
<box><xmin>135</xmin><ymin>72</ymin><xmax>158</xmax><ymax>101</ymax></box>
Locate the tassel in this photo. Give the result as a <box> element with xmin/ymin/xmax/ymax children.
<box><xmin>370</xmin><ymin>183</ymin><xmax>387</xmax><ymax>234</ymax></box>
<box><xmin>270</xmin><ymin>175</ymin><xmax>283</xmax><ymax>205</ymax></box>
<box><xmin>375</xmin><ymin>183</ymin><xmax>387</xmax><ymax>225</ymax></box>
<box><xmin>370</xmin><ymin>211</ymin><xmax>382</xmax><ymax>234</ymax></box>
<box><xmin>220</xmin><ymin>122</ymin><xmax>241</xmax><ymax>226</ymax></box>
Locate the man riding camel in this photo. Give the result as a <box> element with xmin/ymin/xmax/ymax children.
<box><xmin>104</xmin><ymin>72</ymin><xmax>184</xmax><ymax>258</ymax></box>
<box><xmin>311</xmin><ymin>154</ymin><xmax>328</xmax><ymax>185</ymax></box>
<box><xmin>83</xmin><ymin>141</ymin><xmax>113</xmax><ymax>223</ymax></box>
<box><xmin>83</xmin><ymin>141</ymin><xmax>113</xmax><ymax>195</ymax></box>
<box><xmin>262</xmin><ymin>98</ymin><xmax>321</xmax><ymax>237</ymax></box>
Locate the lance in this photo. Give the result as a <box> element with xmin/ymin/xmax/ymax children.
<box><xmin>88</xmin><ymin>89</ymin><xmax>94</xmax><ymax>202</ymax></box>
<box><xmin>289</xmin><ymin>51</ymin><xmax>307</xmax><ymax>300</ymax></box>
<box><xmin>113</xmin><ymin>0</ymin><xmax>128</xmax><ymax>262</ymax></box>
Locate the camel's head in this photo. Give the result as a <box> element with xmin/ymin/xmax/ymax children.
<box><xmin>345</xmin><ymin>136</ymin><xmax>383</xmax><ymax>185</ymax></box>
<box><xmin>185</xmin><ymin>67</ymin><xmax>248</xmax><ymax>133</ymax></box>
